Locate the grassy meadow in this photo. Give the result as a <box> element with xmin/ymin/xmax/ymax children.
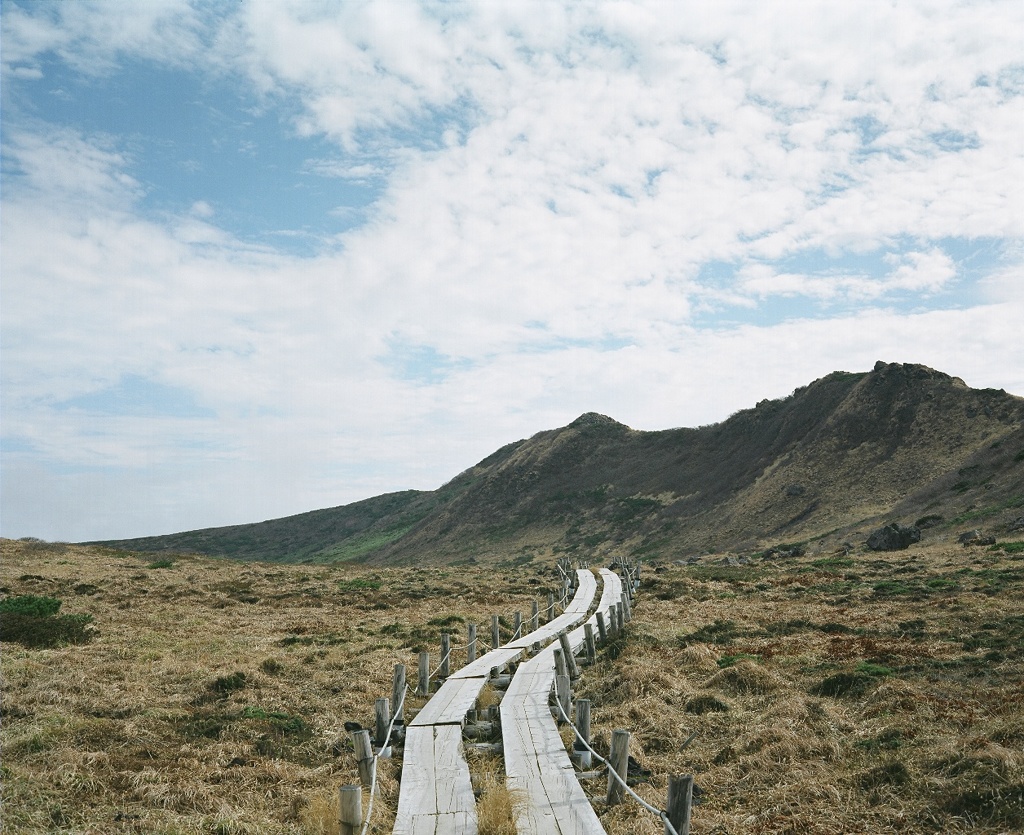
<box><xmin>2</xmin><ymin>536</ymin><xmax>1023</xmax><ymax>833</ymax></box>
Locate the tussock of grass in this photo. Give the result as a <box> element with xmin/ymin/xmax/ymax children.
<box><xmin>703</xmin><ymin>659</ymin><xmax>783</xmax><ymax>695</ymax></box>
<box><xmin>475</xmin><ymin>771</ymin><xmax>522</xmax><ymax>835</ymax></box>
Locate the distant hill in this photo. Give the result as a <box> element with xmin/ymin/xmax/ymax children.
<box><xmin>93</xmin><ymin>362</ymin><xmax>1024</xmax><ymax>564</ymax></box>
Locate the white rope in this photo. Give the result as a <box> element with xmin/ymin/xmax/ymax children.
<box><xmin>359</xmin><ymin>683</ymin><xmax>411</xmax><ymax>835</ymax></box>
<box><xmin>429</xmin><ymin>644</ymin><xmax>455</xmax><ymax>679</ymax></box>
<box><xmin>550</xmin><ymin>691</ymin><xmax>680</xmax><ymax>835</ymax></box>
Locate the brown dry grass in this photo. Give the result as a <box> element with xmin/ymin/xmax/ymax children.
<box><xmin>3</xmin><ymin>537</ymin><xmax>1023</xmax><ymax>834</ymax></box>
<box><xmin>583</xmin><ymin>540</ymin><xmax>1024</xmax><ymax>834</ymax></box>
<box><xmin>0</xmin><ymin>540</ymin><xmax>549</xmax><ymax>834</ymax></box>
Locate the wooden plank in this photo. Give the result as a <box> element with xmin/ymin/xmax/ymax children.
<box><xmin>393</xmin><ymin>725</ymin><xmax>477</xmax><ymax>835</ymax></box>
<box><xmin>410</xmin><ymin>676</ymin><xmax>488</xmax><ymax>727</ymax></box>
<box><xmin>396</xmin><ymin>568</ymin><xmax>608</xmax><ymax>835</ymax></box>
<box><xmin>501</xmin><ymin>573</ymin><xmax>612</xmax><ymax>835</ymax></box>
<box><xmin>449</xmin><ymin>647</ymin><xmax>523</xmax><ymax>680</ymax></box>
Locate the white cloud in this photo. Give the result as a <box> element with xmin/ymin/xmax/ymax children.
<box><xmin>3</xmin><ymin>0</ymin><xmax>1024</xmax><ymax>541</ymax></box>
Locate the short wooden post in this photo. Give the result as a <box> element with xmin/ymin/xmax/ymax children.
<box><xmin>553</xmin><ymin>647</ymin><xmax>568</xmax><ymax>680</ymax></box>
<box><xmin>666</xmin><ymin>774</ymin><xmax>694</xmax><ymax>835</ymax></box>
<box><xmin>417</xmin><ymin>651</ymin><xmax>430</xmax><ymax>696</ymax></box>
<box><xmin>339</xmin><ymin>784</ymin><xmax>363</xmax><ymax>835</ymax></box>
<box><xmin>622</xmin><ymin>592</ymin><xmax>632</xmax><ymax>623</ymax></box>
<box><xmin>467</xmin><ymin>623</ymin><xmax>477</xmax><ymax>664</ymax></box>
<box><xmin>546</xmin><ymin>592</ymin><xmax>555</xmax><ymax>623</ymax></box>
<box><xmin>558</xmin><ymin>631</ymin><xmax>580</xmax><ymax>679</ymax></box>
<box><xmin>606</xmin><ymin>729</ymin><xmax>630</xmax><ymax>806</ymax></box>
<box><xmin>531</xmin><ymin>599</ymin><xmax>539</xmax><ymax>632</ymax></box>
<box><xmin>392</xmin><ymin>663</ymin><xmax>406</xmax><ymax>724</ymax></box>
<box><xmin>513</xmin><ymin>611</ymin><xmax>522</xmax><ymax>641</ymax></box>
<box><xmin>616</xmin><ymin>602</ymin><xmax>625</xmax><ymax>633</ymax></box>
<box><xmin>374</xmin><ymin>697</ymin><xmax>389</xmax><ymax>747</ymax></box>
<box><xmin>573</xmin><ymin>698</ymin><xmax>592</xmax><ymax>769</ymax></box>
<box><xmin>555</xmin><ymin>674</ymin><xmax>571</xmax><ymax>723</ymax></box>
<box><xmin>491</xmin><ymin>615</ymin><xmax>500</xmax><ymax>650</ymax></box>
<box><xmin>596</xmin><ymin>611</ymin><xmax>608</xmax><ymax>643</ymax></box>
<box><xmin>440</xmin><ymin>632</ymin><xmax>451</xmax><ymax>678</ymax></box>
<box><xmin>584</xmin><ymin>623</ymin><xmax>596</xmax><ymax>665</ymax></box>
<box><xmin>353</xmin><ymin>729</ymin><xmax>374</xmax><ymax>788</ymax></box>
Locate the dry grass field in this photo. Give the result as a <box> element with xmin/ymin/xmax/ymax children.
<box><xmin>3</xmin><ymin>535</ymin><xmax>1023</xmax><ymax>834</ymax></box>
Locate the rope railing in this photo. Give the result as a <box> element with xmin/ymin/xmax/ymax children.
<box><xmin>358</xmin><ymin>682</ymin><xmax>411</xmax><ymax>835</ymax></box>
<box><xmin>550</xmin><ymin>692</ymin><xmax>678</xmax><ymax>834</ymax></box>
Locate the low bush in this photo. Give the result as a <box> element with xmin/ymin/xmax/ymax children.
<box><xmin>0</xmin><ymin>595</ymin><xmax>94</xmax><ymax>648</ymax></box>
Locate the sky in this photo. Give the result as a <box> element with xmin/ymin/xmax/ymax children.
<box><xmin>2</xmin><ymin>0</ymin><xmax>1023</xmax><ymax>543</ymax></box>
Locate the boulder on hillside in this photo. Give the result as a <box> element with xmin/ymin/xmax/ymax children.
<box><xmin>866</xmin><ymin>523</ymin><xmax>921</xmax><ymax>551</ymax></box>
<box><xmin>958</xmin><ymin>529</ymin><xmax>996</xmax><ymax>547</ymax></box>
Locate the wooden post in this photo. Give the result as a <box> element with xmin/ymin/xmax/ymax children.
<box><xmin>392</xmin><ymin>663</ymin><xmax>406</xmax><ymax>724</ymax></box>
<box><xmin>440</xmin><ymin>632</ymin><xmax>451</xmax><ymax>679</ymax></box>
<box><xmin>584</xmin><ymin>623</ymin><xmax>596</xmax><ymax>665</ymax></box>
<box><xmin>553</xmin><ymin>647</ymin><xmax>568</xmax><ymax>681</ymax></box>
<box><xmin>374</xmin><ymin>697</ymin><xmax>389</xmax><ymax>747</ymax></box>
<box><xmin>606</xmin><ymin>729</ymin><xmax>630</xmax><ymax>806</ymax></box>
<box><xmin>558</xmin><ymin>631</ymin><xmax>580</xmax><ymax>679</ymax></box>
<box><xmin>574</xmin><ymin>698</ymin><xmax>592</xmax><ymax>769</ymax></box>
<box><xmin>491</xmin><ymin>615</ymin><xmax>500</xmax><ymax>650</ymax></box>
<box><xmin>513</xmin><ymin>611</ymin><xmax>522</xmax><ymax>641</ymax></box>
<box><xmin>467</xmin><ymin>623</ymin><xmax>477</xmax><ymax>664</ymax></box>
<box><xmin>531</xmin><ymin>599</ymin><xmax>539</xmax><ymax>632</ymax></box>
<box><xmin>596</xmin><ymin>611</ymin><xmax>608</xmax><ymax>643</ymax></box>
<box><xmin>353</xmin><ymin>729</ymin><xmax>374</xmax><ymax>788</ymax></box>
<box><xmin>339</xmin><ymin>784</ymin><xmax>363</xmax><ymax>835</ymax></box>
<box><xmin>666</xmin><ymin>774</ymin><xmax>694</xmax><ymax>835</ymax></box>
<box><xmin>622</xmin><ymin>592</ymin><xmax>632</xmax><ymax>623</ymax></box>
<box><xmin>555</xmin><ymin>674</ymin><xmax>571</xmax><ymax>724</ymax></box>
<box><xmin>546</xmin><ymin>592</ymin><xmax>555</xmax><ymax>623</ymax></box>
<box><xmin>616</xmin><ymin>602</ymin><xmax>625</xmax><ymax>634</ymax></box>
<box><xmin>418</xmin><ymin>651</ymin><xmax>430</xmax><ymax>696</ymax></box>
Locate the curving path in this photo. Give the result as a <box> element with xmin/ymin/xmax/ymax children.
<box><xmin>393</xmin><ymin>569</ymin><xmax>598</xmax><ymax>835</ymax></box>
<box><xmin>500</xmin><ymin>568</ymin><xmax>622</xmax><ymax>835</ymax></box>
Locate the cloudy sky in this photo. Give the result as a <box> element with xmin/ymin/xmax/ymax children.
<box><xmin>2</xmin><ymin>0</ymin><xmax>1022</xmax><ymax>542</ymax></box>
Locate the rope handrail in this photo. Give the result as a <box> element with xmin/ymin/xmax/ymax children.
<box><xmin>359</xmin><ymin>682</ymin><xmax>411</xmax><ymax>835</ymax></box>
<box><xmin>550</xmin><ymin>683</ymin><xmax>680</xmax><ymax>835</ymax></box>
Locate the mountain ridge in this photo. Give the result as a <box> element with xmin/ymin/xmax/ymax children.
<box><xmin>91</xmin><ymin>361</ymin><xmax>1024</xmax><ymax>564</ymax></box>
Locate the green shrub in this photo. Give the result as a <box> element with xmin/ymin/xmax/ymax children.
<box><xmin>678</xmin><ymin>619</ymin><xmax>739</xmax><ymax>646</ymax></box>
<box><xmin>856</xmin><ymin>661</ymin><xmax>894</xmax><ymax>677</ymax></box>
<box><xmin>809</xmin><ymin>671</ymin><xmax>876</xmax><ymax>698</ymax></box>
<box><xmin>0</xmin><ymin>595</ymin><xmax>62</xmax><ymax>618</ymax></box>
<box><xmin>209</xmin><ymin>671</ymin><xmax>247</xmax><ymax>695</ymax></box>
<box><xmin>0</xmin><ymin>595</ymin><xmax>94</xmax><ymax>648</ymax></box>
<box><xmin>146</xmin><ymin>558</ymin><xmax>175</xmax><ymax>569</ymax></box>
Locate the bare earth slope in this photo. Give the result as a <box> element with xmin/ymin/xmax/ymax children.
<box><xmin>94</xmin><ymin>362</ymin><xmax>1024</xmax><ymax>565</ymax></box>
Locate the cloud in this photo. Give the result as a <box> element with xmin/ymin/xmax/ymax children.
<box><xmin>2</xmin><ymin>0</ymin><xmax>1023</xmax><ymax>541</ymax></box>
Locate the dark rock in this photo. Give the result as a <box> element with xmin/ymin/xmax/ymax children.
<box><xmin>866</xmin><ymin>523</ymin><xmax>921</xmax><ymax>551</ymax></box>
<box><xmin>764</xmin><ymin>544</ymin><xmax>805</xmax><ymax>559</ymax></box>
<box><xmin>1008</xmin><ymin>516</ymin><xmax>1024</xmax><ymax>533</ymax></box>
<box><xmin>958</xmin><ymin>529</ymin><xmax>996</xmax><ymax>547</ymax></box>
<box><xmin>784</xmin><ymin>484</ymin><xmax>807</xmax><ymax>497</ymax></box>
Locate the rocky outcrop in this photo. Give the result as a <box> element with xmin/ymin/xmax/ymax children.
<box><xmin>866</xmin><ymin>523</ymin><xmax>921</xmax><ymax>551</ymax></box>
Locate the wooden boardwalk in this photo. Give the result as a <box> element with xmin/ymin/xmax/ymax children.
<box><xmin>393</xmin><ymin>569</ymin><xmax>599</xmax><ymax>835</ymax></box>
<box><xmin>500</xmin><ymin>568</ymin><xmax>622</xmax><ymax>835</ymax></box>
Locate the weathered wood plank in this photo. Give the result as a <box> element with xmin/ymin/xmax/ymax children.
<box><xmin>396</xmin><ymin>569</ymin><xmax>604</xmax><ymax>835</ymax></box>
<box><xmin>501</xmin><ymin>568</ymin><xmax>622</xmax><ymax>835</ymax></box>
<box><xmin>393</xmin><ymin>725</ymin><xmax>477</xmax><ymax>834</ymax></box>
<box><xmin>410</xmin><ymin>676</ymin><xmax>488</xmax><ymax>727</ymax></box>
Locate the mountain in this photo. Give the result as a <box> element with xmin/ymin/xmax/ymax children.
<box><xmin>93</xmin><ymin>362</ymin><xmax>1024</xmax><ymax>564</ymax></box>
